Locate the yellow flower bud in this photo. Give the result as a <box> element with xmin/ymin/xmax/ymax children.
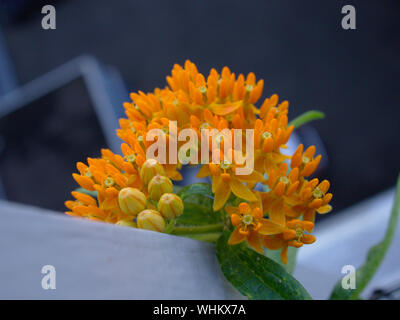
<box><xmin>118</xmin><ymin>187</ymin><xmax>147</xmax><ymax>216</ymax></box>
<box><xmin>137</xmin><ymin>209</ymin><xmax>166</xmax><ymax>232</ymax></box>
<box><xmin>140</xmin><ymin>159</ymin><xmax>165</xmax><ymax>185</ymax></box>
<box><xmin>148</xmin><ymin>175</ymin><xmax>173</xmax><ymax>201</ymax></box>
<box><xmin>116</xmin><ymin>220</ymin><xmax>137</xmax><ymax>228</ymax></box>
<box><xmin>158</xmin><ymin>193</ymin><xmax>184</xmax><ymax>220</ymax></box>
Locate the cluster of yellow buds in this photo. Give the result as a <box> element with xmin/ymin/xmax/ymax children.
<box><xmin>65</xmin><ymin>60</ymin><xmax>332</xmax><ymax>264</ymax></box>
<box><xmin>65</xmin><ymin>157</ymin><xmax>183</xmax><ymax>233</ymax></box>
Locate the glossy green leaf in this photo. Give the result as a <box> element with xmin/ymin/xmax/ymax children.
<box><xmin>264</xmin><ymin>246</ymin><xmax>298</xmax><ymax>274</ymax></box>
<box><xmin>216</xmin><ymin>231</ymin><xmax>312</xmax><ymax>300</ymax></box>
<box><xmin>176</xmin><ymin>183</ymin><xmax>223</xmax><ymax>226</ymax></box>
<box><xmin>289</xmin><ymin>110</ymin><xmax>325</xmax><ymax>129</ymax></box>
<box><xmin>330</xmin><ymin>174</ymin><xmax>400</xmax><ymax>300</ymax></box>
<box><xmin>169</xmin><ymin>183</ymin><xmax>224</xmax><ymax>242</ymax></box>
<box><xmin>172</xmin><ymin>185</ymin><xmax>183</xmax><ymax>194</ymax></box>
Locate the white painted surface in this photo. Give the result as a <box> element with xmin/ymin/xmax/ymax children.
<box><xmin>0</xmin><ymin>187</ymin><xmax>399</xmax><ymax>299</ymax></box>
<box><xmin>294</xmin><ymin>188</ymin><xmax>400</xmax><ymax>299</ymax></box>
<box><xmin>0</xmin><ymin>200</ymin><xmax>241</xmax><ymax>299</ymax></box>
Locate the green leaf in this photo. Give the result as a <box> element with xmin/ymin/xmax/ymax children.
<box><xmin>172</xmin><ymin>185</ymin><xmax>183</xmax><ymax>194</ymax></box>
<box><xmin>176</xmin><ymin>183</ymin><xmax>223</xmax><ymax>226</ymax></box>
<box><xmin>289</xmin><ymin>110</ymin><xmax>325</xmax><ymax>129</ymax></box>
<box><xmin>264</xmin><ymin>246</ymin><xmax>298</xmax><ymax>274</ymax></box>
<box><xmin>216</xmin><ymin>231</ymin><xmax>312</xmax><ymax>300</ymax></box>
<box><xmin>330</xmin><ymin>174</ymin><xmax>400</xmax><ymax>300</ymax></box>
<box><xmin>171</xmin><ymin>183</ymin><xmax>224</xmax><ymax>242</ymax></box>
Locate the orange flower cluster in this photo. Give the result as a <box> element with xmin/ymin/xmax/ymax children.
<box><xmin>65</xmin><ymin>60</ymin><xmax>332</xmax><ymax>263</ymax></box>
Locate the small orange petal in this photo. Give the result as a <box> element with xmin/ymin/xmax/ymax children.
<box><xmin>258</xmin><ymin>219</ymin><xmax>283</xmax><ymax>235</ymax></box>
<box><xmin>280</xmin><ymin>245</ymin><xmax>289</xmax><ymax>264</ymax></box>
<box><xmin>230</xmin><ymin>179</ymin><xmax>257</xmax><ymax>202</ymax></box>
<box><xmin>73</xmin><ymin>174</ymin><xmax>95</xmax><ymax>191</ymax></box>
<box><xmin>238</xmin><ymin>202</ymin><xmax>251</xmax><ymax>214</ymax></box>
<box><xmin>228</xmin><ymin>228</ymin><xmax>246</xmax><ymax>245</ymax></box>
<box><xmin>247</xmin><ymin>231</ymin><xmax>264</xmax><ymax>254</ymax></box>
<box><xmin>283</xmin><ymin>229</ymin><xmax>297</xmax><ymax>240</ymax></box>
<box><xmin>318</xmin><ymin>180</ymin><xmax>330</xmax><ymax>193</ymax></box>
<box><xmin>317</xmin><ymin>204</ymin><xmax>332</xmax><ymax>214</ymax></box>
<box><xmin>263</xmin><ymin>234</ymin><xmax>284</xmax><ymax>250</ymax></box>
<box><xmin>274</xmin><ymin>181</ymin><xmax>286</xmax><ymax>197</ymax></box>
<box><xmin>288</xmin><ymin>240</ymin><xmax>303</xmax><ymax>248</ymax></box>
<box><xmin>231</xmin><ymin>214</ymin><xmax>242</xmax><ymax>226</ymax></box>
<box><xmin>302</xmin><ymin>234</ymin><xmax>316</xmax><ymax>244</ymax></box>
<box><xmin>309</xmin><ymin>198</ymin><xmax>323</xmax><ymax>209</ymax></box>
<box><xmin>225</xmin><ymin>206</ymin><xmax>240</xmax><ymax>216</ymax></box>
<box><xmin>213</xmin><ymin>180</ymin><xmax>231</xmax><ymax>211</ymax></box>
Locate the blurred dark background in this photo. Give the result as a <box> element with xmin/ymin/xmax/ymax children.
<box><xmin>0</xmin><ymin>0</ymin><xmax>399</xmax><ymax>212</ymax></box>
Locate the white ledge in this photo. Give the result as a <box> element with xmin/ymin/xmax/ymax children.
<box><xmin>0</xmin><ymin>200</ymin><xmax>241</xmax><ymax>299</ymax></box>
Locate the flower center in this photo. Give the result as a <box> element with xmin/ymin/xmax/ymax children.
<box><xmin>220</xmin><ymin>160</ymin><xmax>231</xmax><ymax>170</ymax></box>
<box><xmin>242</xmin><ymin>214</ymin><xmax>253</xmax><ymax>225</ymax></box>
<box><xmin>199</xmin><ymin>86</ymin><xmax>207</xmax><ymax>93</ymax></box>
<box><xmin>104</xmin><ymin>177</ymin><xmax>115</xmax><ymax>188</ymax></box>
<box><xmin>200</xmin><ymin>122</ymin><xmax>210</xmax><ymax>130</ymax></box>
<box><xmin>295</xmin><ymin>228</ymin><xmax>304</xmax><ymax>240</ymax></box>
<box><xmin>246</xmin><ymin>84</ymin><xmax>253</xmax><ymax>92</ymax></box>
<box><xmin>262</xmin><ymin>131</ymin><xmax>272</xmax><ymax>140</ymax></box>
<box><xmin>302</xmin><ymin>156</ymin><xmax>310</xmax><ymax>164</ymax></box>
<box><xmin>173</xmin><ymin>99</ymin><xmax>178</xmax><ymax>106</ymax></box>
<box><xmin>313</xmin><ymin>187</ymin><xmax>323</xmax><ymax>199</ymax></box>
<box><xmin>126</xmin><ymin>154</ymin><xmax>136</xmax><ymax>163</ymax></box>
<box><xmin>85</xmin><ymin>170</ymin><xmax>92</xmax><ymax>178</ymax></box>
<box><xmin>279</xmin><ymin>176</ymin><xmax>289</xmax><ymax>184</ymax></box>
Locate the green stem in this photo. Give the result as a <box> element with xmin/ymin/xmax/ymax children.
<box><xmin>289</xmin><ymin>110</ymin><xmax>325</xmax><ymax>129</ymax></box>
<box><xmin>178</xmin><ymin>232</ymin><xmax>222</xmax><ymax>243</ymax></box>
<box><xmin>170</xmin><ymin>223</ymin><xmax>224</xmax><ymax>235</ymax></box>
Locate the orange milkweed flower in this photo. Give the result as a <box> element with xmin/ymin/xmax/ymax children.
<box><xmin>253</xmin><ymin>114</ymin><xmax>294</xmax><ymax>175</ymax></box>
<box><xmin>65</xmin><ymin>59</ymin><xmax>333</xmax><ymax>260</ymax></box>
<box><xmin>291</xmin><ymin>144</ymin><xmax>321</xmax><ymax>178</ymax></box>
<box><xmin>263</xmin><ymin>219</ymin><xmax>316</xmax><ymax>264</ymax></box>
<box><xmin>259</xmin><ymin>94</ymin><xmax>289</xmax><ymax>119</ymax></box>
<box><xmin>197</xmin><ymin>151</ymin><xmax>265</xmax><ymax>211</ymax></box>
<box><xmin>165</xmin><ymin>60</ymin><xmax>264</xmax><ymax>126</ymax></box>
<box><xmin>227</xmin><ymin>203</ymin><xmax>283</xmax><ymax>254</ymax></box>
<box><xmin>260</xmin><ymin>163</ymin><xmax>301</xmax><ymax>225</ymax></box>
<box><xmin>289</xmin><ymin>178</ymin><xmax>333</xmax><ymax>222</ymax></box>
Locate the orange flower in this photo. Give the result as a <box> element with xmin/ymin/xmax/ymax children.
<box><xmin>260</xmin><ymin>163</ymin><xmax>301</xmax><ymax>225</ymax></box>
<box><xmin>165</xmin><ymin>60</ymin><xmax>264</xmax><ymax>125</ymax></box>
<box><xmin>253</xmin><ymin>114</ymin><xmax>293</xmax><ymax>175</ymax></box>
<box><xmin>65</xmin><ymin>59</ymin><xmax>333</xmax><ymax>257</ymax></box>
<box><xmin>263</xmin><ymin>219</ymin><xmax>316</xmax><ymax>264</ymax></box>
<box><xmin>197</xmin><ymin>155</ymin><xmax>264</xmax><ymax>211</ymax></box>
<box><xmin>69</xmin><ymin>148</ymin><xmax>143</xmax><ymax>222</ymax></box>
<box><xmin>65</xmin><ymin>191</ymin><xmax>123</xmax><ymax>223</ymax></box>
<box><xmin>259</xmin><ymin>94</ymin><xmax>289</xmax><ymax>119</ymax></box>
<box><xmin>287</xmin><ymin>178</ymin><xmax>332</xmax><ymax>222</ymax></box>
<box><xmin>227</xmin><ymin>203</ymin><xmax>283</xmax><ymax>254</ymax></box>
<box><xmin>291</xmin><ymin>144</ymin><xmax>321</xmax><ymax>177</ymax></box>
